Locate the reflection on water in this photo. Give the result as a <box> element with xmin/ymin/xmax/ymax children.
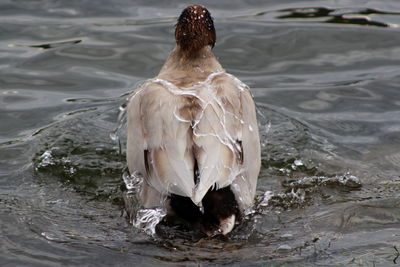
<box><xmin>28</xmin><ymin>39</ymin><xmax>82</xmax><ymax>50</ymax></box>
<box><xmin>277</xmin><ymin>7</ymin><xmax>400</xmax><ymax>28</ymax></box>
<box><xmin>1</xmin><ymin>0</ymin><xmax>400</xmax><ymax>266</ymax></box>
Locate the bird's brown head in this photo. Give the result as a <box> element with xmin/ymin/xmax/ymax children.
<box><xmin>175</xmin><ymin>5</ymin><xmax>216</xmax><ymax>55</ymax></box>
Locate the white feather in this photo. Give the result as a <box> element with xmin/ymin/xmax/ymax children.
<box><xmin>126</xmin><ymin>46</ymin><xmax>260</xmax><ymax>211</ymax></box>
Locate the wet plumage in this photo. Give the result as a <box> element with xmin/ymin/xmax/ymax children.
<box><xmin>126</xmin><ymin>5</ymin><xmax>260</xmax><ymax>235</ymax></box>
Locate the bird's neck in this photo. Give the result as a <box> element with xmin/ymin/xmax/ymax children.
<box><xmin>157</xmin><ymin>46</ymin><xmax>224</xmax><ymax>87</ymax></box>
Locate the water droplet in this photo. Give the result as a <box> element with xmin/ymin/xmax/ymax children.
<box><xmin>291</xmin><ymin>159</ymin><xmax>304</xmax><ymax>170</ymax></box>
<box><xmin>69</xmin><ymin>167</ymin><xmax>76</xmax><ymax>174</ymax></box>
<box><xmin>109</xmin><ymin>131</ymin><xmax>118</xmax><ymax>141</ymax></box>
<box><xmin>281</xmin><ymin>233</ymin><xmax>293</xmax><ymax>238</ymax></box>
<box><xmin>294</xmin><ymin>159</ymin><xmax>303</xmax><ymax>166</ymax></box>
<box><xmin>259</xmin><ymin>191</ymin><xmax>273</xmax><ymax>207</ymax></box>
<box><xmin>277</xmin><ymin>244</ymin><xmax>292</xmax><ymax>251</ymax></box>
<box><xmin>119</xmin><ymin>104</ymin><xmax>126</xmax><ymax>112</ymax></box>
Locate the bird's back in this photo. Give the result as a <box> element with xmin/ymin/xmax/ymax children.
<box><xmin>127</xmin><ymin>71</ymin><xmax>260</xmax><ymax>210</ymax></box>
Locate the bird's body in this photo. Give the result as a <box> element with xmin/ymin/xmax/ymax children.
<box><xmin>126</xmin><ymin>5</ymin><xmax>260</xmax><ymax>235</ymax></box>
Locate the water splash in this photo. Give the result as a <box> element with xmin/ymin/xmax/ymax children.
<box><xmin>133</xmin><ymin>207</ymin><xmax>167</xmax><ymax>236</ymax></box>
<box><xmin>337</xmin><ymin>173</ymin><xmax>361</xmax><ymax>188</ymax></box>
<box><xmin>122</xmin><ymin>171</ymin><xmax>143</xmax><ymax>222</ymax></box>
<box><xmin>122</xmin><ymin>170</ymin><xmax>143</xmax><ymax>191</ymax></box>
<box><xmin>110</xmin><ymin>101</ymin><xmax>128</xmax><ymax>156</ymax></box>
<box><xmin>255</xmin><ymin>104</ymin><xmax>271</xmax><ymax>148</ymax></box>
<box><xmin>259</xmin><ymin>191</ymin><xmax>274</xmax><ymax>207</ymax></box>
<box><xmin>291</xmin><ymin>159</ymin><xmax>304</xmax><ymax>170</ymax></box>
<box><xmin>282</xmin><ymin>173</ymin><xmax>362</xmax><ymax>189</ymax></box>
<box><xmin>255</xmin><ymin>173</ymin><xmax>361</xmax><ymax>212</ymax></box>
<box><xmin>122</xmin><ymin>171</ymin><xmax>167</xmax><ymax>236</ymax></box>
<box><xmin>37</xmin><ymin>150</ymin><xmax>55</xmax><ymax>168</ymax></box>
<box><xmin>110</xmin><ymin>81</ymin><xmax>146</xmax><ymax>152</ymax></box>
<box><xmin>255</xmin><ymin>188</ymin><xmax>307</xmax><ymax>211</ymax></box>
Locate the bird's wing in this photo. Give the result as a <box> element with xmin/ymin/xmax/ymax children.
<box><xmin>127</xmin><ymin>74</ymin><xmax>260</xmax><ymax>208</ymax></box>
<box><xmin>230</xmin><ymin>84</ymin><xmax>261</xmax><ymax>209</ymax></box>
<box><xmin>192</xmin><ymin>73</ymin><xmax>261</xmax><ymax>206</ymax></box>
<box><xmin>126</xmin><ymin>80</ymin><xmax>196</xmax><ymax>206</ymax></box>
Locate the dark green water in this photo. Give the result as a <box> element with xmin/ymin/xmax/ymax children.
<box><xmin>1</xmin><ymin>0</ymin><xmax>400</xmax><ymax>266</ymax></box>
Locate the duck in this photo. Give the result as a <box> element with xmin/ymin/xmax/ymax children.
<box><xmin>126</xmin><ymin>5</ymin><xmax>260</xmax><ymax>236</ymax></box>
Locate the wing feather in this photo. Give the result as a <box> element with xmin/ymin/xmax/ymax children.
<box><xmin>127</xmin><ymin>73</ymin><xmax>260</xmax><ymax>210</ymax></box>
<box><xmin>192</xmin><ymin>74</ymin><xmax>260</xmax><ymax>207</ymax></box>
<box><xmin>231</xmin><ymin>88</ymin><xmax>261</xmax><ymax>209</ymax></box>
<box><xmin>127</xmin><ymin>81</ymin><xmax>195</xmax><ymax>206</ymax></box>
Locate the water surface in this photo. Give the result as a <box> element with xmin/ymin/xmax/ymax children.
<box><xmin>1</xmin><ymin>0</ymin><xmax>400</xmax><ymax>266</ymax></box>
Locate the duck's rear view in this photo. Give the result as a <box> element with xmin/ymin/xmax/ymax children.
<box><xmin>126</xmin><ymin>5</ymin><xmax>260</xmax><ymax>236</ymax></box>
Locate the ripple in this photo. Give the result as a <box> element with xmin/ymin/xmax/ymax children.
<box><xmin>33</xmin><ymin>108</ymin><xmax>123</xmax><ymax>199</ymax></box>
<box><xmin>384</xmin><ymin>152</ymin><xmax>400</xmax><ymax>168</ymax></box>
<box><xmin>1</xmin><ymin>1</ymin><xmax>400</xmax><ymax>266</ymax></box>
<box><xmin>298</xmin><ymin>99</ymin><xmax>332</xmax><ymax>110</ymax></box>
<box><xmin>276</xmin><ymin>7</ymin><xmax>400</xmax><ymax>28</ymax></box>
<box><xmin>335</xmin><ymin>199</ymin><xmax>400</xmax><ymax>230</ymax></box>
<box><xmin>28</xmin><ymin>39</ymin><xmax>82</xmax><ymax>49</ymax></box>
